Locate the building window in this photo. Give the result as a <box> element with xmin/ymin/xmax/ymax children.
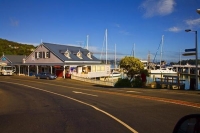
<box><xmin>35</xmin><ymin>51</ymin><xmax>50</xmax><ymax>59</ymax></box>
<box><xmin>87</xmin><ymin>52</ymin><xmax>92</xmax><ymax>59</ymax></box>
<box><xmin>92</xmin><ymin>66</ymin><xmax>96</xmax><ymax>72</ymax></box>
<box><xmin>45</xmin><ymin>51</ymin><xmax>50</xmax><ymax>58</ymax></box>
<box><xmin>96</xmin><ymin>65</ymin><xmax>105</xmax><ymax>72</ymax></box>
<box><xmin>77</xmin><ymin>51</ymin><xmax>83</xmax><ymax>59</ymax></box>
<box><xmin>35</xmin><ymin>52</ymin><xmax>39</xmax><ymax>58</ymax></box>
<box><xmin>87</xmin><ymin>66</ymin><xmax>91</xmax><ymax>72</ymax></box>
<box><xmin>64</xmin><ymin>50</ymin><xmax>71</xmax><ymax>59</ymax></box>
<box><xmin>39</xmin><ymin>52</ymin><xmax>43</xmax><ymax>58</ymax></box>
<box><xmin>97</xmin><ymin>66</ymin><xmax>101</xmax><ymax>71</ymax></box>
<box><xmin>101</xmin><ymin>66</ymin><xmax>105</xmax><ymax>71</ymax></box>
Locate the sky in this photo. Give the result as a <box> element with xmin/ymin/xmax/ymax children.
<box><xmin>0</xmin><ymin>0</ymin><xmax>200</xmax><ymax>63</ymax></box>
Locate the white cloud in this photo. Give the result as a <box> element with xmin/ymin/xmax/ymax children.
<box><xmin>185</xmin><ymin>18</ymin><xmax>200</xmax><ymax>27</ymax></box>
<box><xmin>88</xmin><ymin>46</ymin><xmax>102</xmax><ymax>53</ymax></box>
<box><xmin>119</xmin><ymin>30</ymin><xmax>132</xmax><ymax>36</ymax></box>
<box><xmin>167</xmin><ymin>26</ymin><xmax>182</xmax><ymax>32</ymax></box>
<box><xmin>114</xmin><ymin>23</ymin><xmax>120</xmax><ymax>28</ymax></box>
<box><xmin>140</xmin><ymin>0</ymin><xmax>176</xmax><ymax>18</ymax></box>
<box><xmin>10</xmin><ymin>18</ymin><xmax>19</xmax><ymax>27</ymax></box>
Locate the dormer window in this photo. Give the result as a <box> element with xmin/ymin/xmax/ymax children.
<box><xmin>64</xmin><ymin>50</ymin><xmax>71</xmax><ymax>59</ymax></box>
<box><xmin>77</xmin><ymin>51</ymin><xmax>83</xmax><ymax>59</ymax></box>
<box><xmin>45</xmin><ymin>51</ymin><xmax>50</xmax><ymax>58</ymax></box>
<box><xmin>87</xmin><ymin>52</ymin><xmax>92</xmax><ymax>59</ymax></box>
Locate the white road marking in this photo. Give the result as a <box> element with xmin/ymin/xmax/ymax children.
<box><xmin>126</xmin><ymin>91</ymin><xmax>141</xmax><ymax>93</ymax></box>
<box><xmin>73</xmin><ymin>91</ymin><xmax>98</xmax><ymax>97</ymax></box>
<box><xmin>1</xmin><ymin>81</ymin><xmax>138</xmax><ymax>133</ymax></box>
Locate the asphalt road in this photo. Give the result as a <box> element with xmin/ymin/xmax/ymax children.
<box><xmin>0</xmin><ymin>76</ymin><xmax>200</xmax><ymax>133</ymax></box>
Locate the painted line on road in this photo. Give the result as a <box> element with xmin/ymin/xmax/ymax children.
<box><xmin>9</xmin><ymin>78</ymin><xmax>199</xmax><ymax>96</ymax></box>
<box><xmin>4</xmin><ymin>79</ymin><xmax>200</xmax><ymax>109</ymax></box>
<box><xmin>72</xmin><ymin>91</ymin><xmax>98</xmax><ymax>97</ymax></box>
<box><xmin>126</xmin><ymin>91</ymin><xmax>141</xmax><ymax>93</ymax></box>
<box><xmin>1</xmin><ymin>81</ymin><xmax>138</xmax><ymax>133</ymax></box>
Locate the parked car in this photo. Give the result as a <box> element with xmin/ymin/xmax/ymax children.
<box><xmin>35</xmin><ymin>72</ymin><xmax>57</xmax><ymax>80</ymax></box>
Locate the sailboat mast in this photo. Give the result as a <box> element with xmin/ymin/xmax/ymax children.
<box><xmin>179</xmin><ymin>49</ymin><xmax>181</xmax><ymax>65</ymax></box>
<box><xmin>86</xmin><ymin>35</ymin><xmax>89</xmax><ymax>50</ymax></box>
<box><xmin>160</xmin><ymin>35</ymin><xmax>164</xmax><ymax>69</ymax></box>
<box><xmin>134</xmin><ymin>43</ymin><xmax>135</xmax><ymax>57</ymax></box>
<box><xmin>115</xmin><ymin>43</ymin><xmax>116</xmax><ymax>69</ymax></box>
<box><xmin>105</xmin><ymin>29</ymin><xmax>107</xmax><ymax>64</ymax></box>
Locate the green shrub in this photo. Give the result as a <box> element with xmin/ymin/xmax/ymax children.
<box><xmin>114</xmin><ymin>77</ymin><xmax>143</xmax><ymax>88</ymax></box>
<box><xmin>131</xmin><ymin>77</ymin><xmax>142</xmax><ymax>88</ymax></box>
<box><xmin>114</xmin><ymin>78</ymin><xmax>132</xmax><ymax>88</ymax></box>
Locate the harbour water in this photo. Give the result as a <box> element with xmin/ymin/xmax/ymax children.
<box><xmin>147</xmin><ymin>74</ymin><xmax>200</xmax><ymax>90</ymax></box>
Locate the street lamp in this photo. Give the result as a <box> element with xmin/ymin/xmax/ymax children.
<box><xmin>185</xmin><ymin>29</ymin><xmax>198</xmax><ymax>90</ymax></box>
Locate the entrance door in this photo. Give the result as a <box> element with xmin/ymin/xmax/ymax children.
<box><xmin>56</xmin><ymin>70</ymin><xmax>63</xmax><ymax>77</ymax></box>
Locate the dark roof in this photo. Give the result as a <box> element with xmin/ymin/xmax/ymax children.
<box><xmin>4</xmin><ymin>55</ymin><xmax>26</xmax><ymax>63</ymax></box>
<box><xmin>42</xmin><ymin>42</ymin><xmax>100</xmax><ymax>62</ymax></box>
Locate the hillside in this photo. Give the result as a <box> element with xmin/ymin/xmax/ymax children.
<box><xmin>0</xmin><ymin>38</ymin><xmax>36</xmax><ymax>56</ymax></box>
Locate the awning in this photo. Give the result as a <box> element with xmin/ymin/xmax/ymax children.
<box><xmin>54</xmin><ymin>65</ymin><xmax>62</xmax><ymax>68</ymax></box>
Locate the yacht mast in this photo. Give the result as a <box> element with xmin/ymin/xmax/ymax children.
<box><xmin>133</xmin><ymin>43</ymin><xmax>135</xmax><ymax>57</ymax></box>
<box><xmin>179</xmin><ymin>49</ymin><xmax>181</xmax><ymax>65</ymax></box>
<box><xmin>115</xmin><ymin>43</ymin><xmax>116</xmax><ymax>69</ymax></box>
<box><xmin>105</xmin><ymin>29</ymin><xmax>107</xmax><ymax>64</ymax></box>
<box><xmin>160</xmin><ymin>35</ymin><xmax>164</xmax><ymax>69</ymax></box>
<box><xmin>131</xmin><ymin>43</ymin><xmax>135</xmax><ymax>57</ymax></box>
<box><xmin>86</xmin><ymin>35</ymin><xmax>89</xmax><ymax>50</ymax></box>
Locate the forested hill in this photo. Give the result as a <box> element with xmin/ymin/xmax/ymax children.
<box><xmin>0</xmin><ymin>38</ymin><xmax>36</xmax><ymax>56</ymax></box>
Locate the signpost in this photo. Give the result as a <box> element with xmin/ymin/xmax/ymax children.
<box><xmin>183</xmin><ymin>48</ymin><xmax>196</xmax><ymax>56</ymax></box>
<box><xmin>185</xmin><ymin>48</ymin><xmax>196</xmax><ymax>52</ymax></box>
<box><xmin>184</xmin><ymin>29</ymin><xmax>198</xmax><ymax>90</ymax></box>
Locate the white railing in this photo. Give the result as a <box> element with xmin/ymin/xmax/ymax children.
<box><xmin>73</xmin><ymin>72</ymin><xmax>110</xmax><ymax>78</ymax></box>
<box><xmin>71</xmin><ymin>75</ymin><xmax>116</xmax><ymax>87</ymax></box>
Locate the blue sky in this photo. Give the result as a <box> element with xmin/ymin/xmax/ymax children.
<box><xmin>0</xmin><ymin>0</ymin><xmax>200</xmax><ymax>63</ymax></box>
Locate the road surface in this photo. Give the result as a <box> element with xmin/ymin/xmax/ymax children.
<box><xmin>0</xmin><ymin>76</ymin><xmax>199</xmax><ymax>133</ymax></box>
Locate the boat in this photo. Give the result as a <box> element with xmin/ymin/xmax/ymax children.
<box><xmin>150</xmin><ymin>35</ymin><xmax>177</xmax><ymax>74</ymax></box>
<box><xmin>140</xmin><ymin>60</ymin><xmax>148</xmax><ymax>70</ymax></box>
<box><xmin>111</xmin><ymin>71</ymin><xmax>121</xmax><ymax>77</ymax></box>
<box><xmin>150</xmin><ymin>67</ymin><xmax>177</xmax><ymax>74</ymax></box>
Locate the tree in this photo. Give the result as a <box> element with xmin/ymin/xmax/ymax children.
<box><xmin>170</xmin><ymin>62</ymin><xmax>175</xmax><ymax>65</ymax></box>
<box><xmin>0</xmin><ymin>38</ymin><xmax>36</xmax><ymax>56</ymax></box>
<box><xmin>119</xmin><ymin>56</ymin><xmax>144</xmax><ymax>79</ymax></box>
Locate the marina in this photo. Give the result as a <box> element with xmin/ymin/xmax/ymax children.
<box><xmin>172</xmin><ymin>64</ymin><xmax>200</xmax><ymax>75</ymax></box>
<box><xmin>149</xmin><ymin>35</ymin><xmax>177</xmax><ymax>74</ymax></box>
<box><xmin>150</xmin><ymin>67</ymin><xmax>177</xmax><ymax>74</ymax></box>
<box><xmin>153</xmin><ymin>75</ymin><xmax>185</xmax><ymax>89</ymax></box>
<box><xmin>147</xmin><ymin>74</ymin><xmax>200</xmax><ymax>90</ymax></box>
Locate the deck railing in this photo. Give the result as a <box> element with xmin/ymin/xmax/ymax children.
<box><xmin>72</xmin><ymin>72</ymin><xmax>110</xmax><ymax>78</ymax></box>
<box><xmin>155</xmin><ymin>75</ymin><xmax>185</xmax><ymax>89</ymax></box>
<box><xmin>71</xmin><ymin>74</ymin><xmax>116</xmax><ymax>87</ymax></box>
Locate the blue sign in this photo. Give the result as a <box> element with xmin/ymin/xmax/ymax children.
<box><xmin>182</xmin><ymin>52</ymin><xmax>196</xmax><ymax>56</ymax></box>
<box><xmin>185</xmin><ymin>48</ymin><xmax>196</xmax><ymax>52</ymax></box>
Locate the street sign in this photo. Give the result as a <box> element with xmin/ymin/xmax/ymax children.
<box><xmin>185</xmin><ymin>48</ymin><xmax>196</xmax><ymax>52</ymax></box>
<box><xmin>182</xmin><ymin>52</ymin><xmax>196</xmax><ymax>56</ymax></box>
